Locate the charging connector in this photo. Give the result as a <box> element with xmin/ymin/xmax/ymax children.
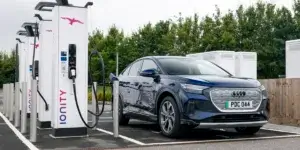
<box><xmin>68</xmin><ymin>44</ymin><xmax>77</xmax><ymax>79</ymax></box>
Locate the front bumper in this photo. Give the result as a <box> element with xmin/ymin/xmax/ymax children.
<box><xmin>197</xmin><ymin>120</ymin><xmax>268</xmax><ymax>128</ymax></box>
<box><xmin>179</xmin><ymin>89</ymin><xmax>269</xmax><ymax>127</ymax></box>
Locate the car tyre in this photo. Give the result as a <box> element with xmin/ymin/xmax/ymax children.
<box><xmin>118</xmin><ymin>97</ymin><xmax>130</xmax><ymax>125</ymax></box>
<box><xmin>235</xmin><ymin>126</ymin><xmax>261</xmax><ymax>135</ymax></box>
<box><xmin>158</xmin><ymin>96</ymin><xmax>184</xmax><ymax>138</ymax></box>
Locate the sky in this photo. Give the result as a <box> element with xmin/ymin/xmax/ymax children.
<box><xmin>0</xmin><ymin>0</ymin><xmax>294</xmax><ymax>52</ymax></box>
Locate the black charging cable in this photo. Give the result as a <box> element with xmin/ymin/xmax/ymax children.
<box><xmin>71</xmin><ymin>50</ymin><xmax>106</xmax><ymax>128</ymax></box>
<box><xmin>30</xmin><ymin>22</ymin><xmax>49</xmax><ymax>111</ymax></box>
<box><xmin>37</xmin><ymin>85</ymin><xmax>49</xmax><ymax>111</ymax></box>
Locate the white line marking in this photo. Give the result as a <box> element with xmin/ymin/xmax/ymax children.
<box><xmin>49</xmin><ymin>134</ymin><xmax>88</xmax><ymax>139</ymax></box>
<box><xmin>261</xmin><ymin>127</ymin><xmax>300</xmax><ymax>135</ymax></box>
<box><xmin>0</xmin><ymin>112</ymin><xmax>39</xmax><ymax>150</ymax></box>
<box><xmin>144</xmin><ymin>134</ymin><xmax>300</xmax><ymax>146</ymax></box>
<box><xmin>37</xmin><ymin>127</ymin><xmax>51</xmax><ymax>130</ymax></box>
<box><xmin>88</xmin><ymin>117</ymin><xmax>112</xmax><ymax>119</ymax></box>
<box><xmin>151</xmin><ymin>131</ymin><xmax>161</xmax><ymax>134</ymax></box>
<box><xmin>96</xmin><ymin>128</ymin><xmax>146</xmax><ymax>145</ymax></box>
<box><xmin>88</xmin><ymin>120</ymin><xmax>112</xmax><ymax>123</ymax></box>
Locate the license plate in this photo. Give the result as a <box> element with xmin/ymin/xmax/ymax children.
<box><xmin>225</xmin><ymin>101</ymin><xmax>252</xmax><ymax>109</ymax></box>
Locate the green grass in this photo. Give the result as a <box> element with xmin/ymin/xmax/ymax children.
<box><xmin>88</xmin><ymin>85</ymin><xmax>112</xmax><ymax>102</ymax></box>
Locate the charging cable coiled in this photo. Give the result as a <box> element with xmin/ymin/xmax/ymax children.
<box><xmin>71</xmin><ymin>50</ymin><xmax>106</xmax><ymax>128</ymax></box>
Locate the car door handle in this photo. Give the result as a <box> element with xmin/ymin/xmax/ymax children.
<box><xmin>120</xmin><ymin>81</ymin><xmax>129</xmax><ymax>86</ymax></box>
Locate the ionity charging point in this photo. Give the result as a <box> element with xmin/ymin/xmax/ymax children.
<box><xmin>35</xmin><ymin>0</ymin><xmax>93</xmax><ymax>138</ymax></box>
<box><xmin>16</xmin><ymin>31</ymin><xmax>28</xmax><ymax>114</ymax></box>
<box><xmin>21</xmin><ymin>22</ymin><xmax>40</xmax><ymax>117</ymax></box>
<box><xmin>34</xmin><ymin>14</ymin><xmax>53</xmax><ymax>129</ymax></box>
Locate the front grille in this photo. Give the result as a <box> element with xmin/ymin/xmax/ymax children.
<box><xmin>209</xmin><ymin>88</ymin><xmax>262</xmax><ymax>112</ymax></box>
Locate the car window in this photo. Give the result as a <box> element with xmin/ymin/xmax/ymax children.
<box><xmin>141</xmin><ymin>59</ymin><xmax>158</xmax><ymax>72</ymax></box>
<box><xmin>158</xmin><ymin>58</ymin><xmax>230</xmax><ymax>76</ymax></box>
<box><xmin>121</xmin><ymin>65</ymin><xmax>131</xmax><ymax>76</ymax></box>
<box><xmin>128</xmin><ymin>60</ymin><xmax>143</xmax><ymax>76</ymax></box>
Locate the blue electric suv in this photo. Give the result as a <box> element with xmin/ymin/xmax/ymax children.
<box><xmin>117</xmin><ymin>56</ymin><xmax>269</xmax><ymax>138</ymax></box>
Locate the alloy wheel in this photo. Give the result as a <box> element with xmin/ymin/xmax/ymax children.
<box><xmin>160</xmin><ymin>101</ymin><xmax>175</xmax><ymax>133</ymax></box>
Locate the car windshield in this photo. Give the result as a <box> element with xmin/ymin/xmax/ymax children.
<box><xmin>158</xmin><ymin>57</ymin><xmax>231</xmax><ymax>76</ymax></box>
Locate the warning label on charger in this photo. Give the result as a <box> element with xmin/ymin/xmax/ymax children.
<box><xmin>61</xmin><ymin>62</ymin><xmax>67</xmax><ymax>73</ymax></box>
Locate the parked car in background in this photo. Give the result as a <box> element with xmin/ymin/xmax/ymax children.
<box><xmin>116</xmin><ymin>56</ymin><xmax>269</xmax><ymax>138</ymax></box>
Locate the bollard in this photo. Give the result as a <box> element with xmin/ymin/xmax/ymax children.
<box><xmin>6</xmin><ymin>84</ymin><xmax>10</xmax><ymax>118</ymax></box>
<box><xmin>14</xmin><ymin>82</ymin><xmax>20</xmax><ymax>127</ymax></box>
<box><xmin>9</xmin><ymin>83</ymin><xmax>14</xmax><ymax>122</ymax></box>
<box><xmin>92</xmin><ymin>82</ymin><xmax>97</xmax><ymax>130</ymax></box>
<box><xmin>113</xmin><ymin>80</ymin><xmax>119</xmax><ymax>138</ymax></box>
<box><xmin>3</xmin><ymin>84</ymin><xmax>6</xmax><ymax>114</ymax></box>
<box><xmin>21</xmin><ymin>82</ymin><xmax>27</xmax><ymax>134</ymax></box>
<box><xmin>30</xmin><ymin>80</ymin><xmax>37</xmax><ymax>142</ymax></box>
<box><xmin>4</xmin><ymin>84</ymin><xmax>7</xmax><ymax>114</ymax></box>
<box><xmin>5</xmin><ymin>84</ymin><xmax>10</xmax><ymax>118</ymax></box>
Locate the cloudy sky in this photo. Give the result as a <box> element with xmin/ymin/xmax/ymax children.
<box><xmin>0</xmin><ymin>0</ymin><xmax>294</xmax><ymax>52</ymax></box>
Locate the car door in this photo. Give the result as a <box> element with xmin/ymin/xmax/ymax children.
<box><xmin>138</xmin><ymin>59</ymin><xmax>160</xmax><ymax>115</ymax></box>
<box><xmin>126</xmin><ymin>60</ymin><xmax>143</xmax><ymax>113</ymax></box>
<box><xmin>118</xmin><ymin>64</ymin><xmax>132</xmax><ymax>112</ymax></box>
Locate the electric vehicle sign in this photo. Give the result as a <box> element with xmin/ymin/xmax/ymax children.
<box><xmin>61</xmin><ymin>17</ymin><xmax>84</xmax><ymax>25</ymax></box>
<box><xmin>59</xmin><ymin>90</ymin><xmax>67</xmax><ymax>124</ymax></box>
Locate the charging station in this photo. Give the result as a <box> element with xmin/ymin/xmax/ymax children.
<box><xmin>16</xmin><ymin>31</ymin><xmax>28</xmax><ymax>112</ymax></box>
<box><xmin>22</xmin><ymin>22</ymin><xmax>40</xmax><ymax>116</ymax></box>
<box><xmin>34</xmin><ymin>14</ymin><xmax>53</xmax><ymax>128</ymax></box>
<box><xmin>235</xmin><ymin>52</ymin><xmax>257</xmax><ymax>79</ymax></box>
<box><xmin>35</xmin><ymin>0</ymin><xmax>93</xmax><ymax>137</ymax></box>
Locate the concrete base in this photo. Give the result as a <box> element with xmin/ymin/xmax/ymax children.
<box><xmin>51</xmin><ymin>127</ymin><xmax>87</xmax><ymax>138</ymax></box>
<box><xmin>38</xmin><ymin>121</ymin><xmax>51</xmax><ymax>129</ymax></box>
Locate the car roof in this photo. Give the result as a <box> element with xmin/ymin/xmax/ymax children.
<box><xmin>139</xmin><ymin>56</ymin><xmax>187</xmax><ymax>60</ymax></box>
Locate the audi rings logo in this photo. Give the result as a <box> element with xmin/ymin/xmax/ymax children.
<box><xmin>231</xmin><ymin>91</ymin><xmax>246</xmax><ymax>97</ymax></box>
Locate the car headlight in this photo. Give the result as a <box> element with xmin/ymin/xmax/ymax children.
<box><xmin>260</xmin><ymin>85</ymin><xmax>266</xmax><ymax>91</ymax></box>
<box><xmin>180</xmin><ymin>84</ymin><xmax>209</xmax><ymax>94</ymax></box>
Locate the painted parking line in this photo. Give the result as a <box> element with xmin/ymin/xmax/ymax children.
<box><xmin>95</xmin><ymin>128</ymin><xmax>146</xmax><ymax>145</ymax></box>
<box><xmin>88</xmin><ymin>120</ymin><xmax>112</xmax><ymax>123</ymax></box>
<box><xmin>0</xmin><ymin>112</ymin><xmax>39</xmax><ymax>150</ymax></box>
<box><xmin>144</xmin><ymin>134</ymin><xmax>300</xmax><ymax>146</ymax></box>
<box><xmin>261</xmin><ymin>127</ymin><xmax>300</xmax><ymax>135</ymax></box>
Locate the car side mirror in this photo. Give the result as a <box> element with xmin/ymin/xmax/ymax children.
<box><xmin>140</xmin><ymin>69</ymin><xmax>159</xmax><ymax>78</ymax></box>
<box><xmin>109</xmin><ymin>73</ymin><xmax>118</xmax><ymax>82</ymax></box>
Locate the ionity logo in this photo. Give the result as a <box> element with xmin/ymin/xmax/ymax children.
<box><xmin>61</xmin><ymin>17</ymin><xmax>84</xmax><ymax>25</ymax></box>
<box><xmin>31</xmin><ymin>43</ymin><xmax>39</xmax><ymax>49</ymax></box>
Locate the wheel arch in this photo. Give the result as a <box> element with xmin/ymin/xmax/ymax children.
<box><xmin>155</xmin><ymin>88</ymin><xmax>183</xmax><ymax>115</ymax></box>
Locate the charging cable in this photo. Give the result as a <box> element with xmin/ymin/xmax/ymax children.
<box><xmin>71</xmin><ymin>50</ymin><xmax>106</xmax><ymax>128</ymax></box>
<box><xmin>30</xmin><ymin>22</ymin><xmax>49</xmax><ymax>111</ymax></box>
